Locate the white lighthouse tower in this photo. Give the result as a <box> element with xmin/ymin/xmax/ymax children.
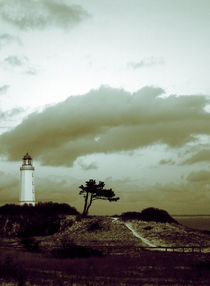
<box><xmin>20</xmin><ymin>153</ymin><xmax>35</xmax><ymax>206</ymax></box>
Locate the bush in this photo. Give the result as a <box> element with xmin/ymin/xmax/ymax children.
<box><xmin>120</xmin><ymin>208</ymin><xmax>177</xmax><ymax>223</ymax></box>
<box><xmin>0</xmin><ymin>202</ymin><xmax>79</xmax><ymax>216</ymax></box>
<box><xmin>18</xmin><ymin>214</ymin><xmax>61</xmax><ymax>237</ymax></box>
<box><xmin>140</xmin><ymin>208</ymin><xmax>177</xmax><ymax>223</ymax></box>
<box><xmin>52</xmin><ymin>245</ymin><xmax>103</xmax><ymax>258</ymax></box>
<box><xmin>87</xmin><ymin>221</ymin><xmax>102</xmax><ymax>232</ymax></box>
<box><xmin>0</xmin><ymin>212</ymin><xmax>61</xmax><ymax>237</ymax></box>
<box><xmin>0</xmin><ymin>202</ymin><xmax>80</xmax><ymax>237</ymax></box>
<box><xmin>52</xmin><ymin>236</ymin><xmax>103</xmax><ymax>258</ymax></box>
<box><xmin>20</xmin><ymin>237</ymin><xmax>40</xmax><ymax>252</ymax></box>
<box><xmin>144</xmin><ymin>226</ymin><xmax>153</xmax><ymax>230</ymax></box>
<box><xmin>120</xmin><ymin>212</ymin><xmax>142</xmax><ymax>221</ymax></box>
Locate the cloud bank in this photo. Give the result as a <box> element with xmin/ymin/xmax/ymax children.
<box><xmin>0</xmin><ymin>86</ymin><xmax>209</xmax><ymax>166</ymax></box>
<box><xmin>0</xmin><ymin>0</ymin><xmax>89</xmax><ymax>30</ymax></box>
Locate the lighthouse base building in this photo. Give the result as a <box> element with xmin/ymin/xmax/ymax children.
<box><xmin>20</xmin><ymin>153</ymin><xmax>35</xmax><ymax>206</ymax></box>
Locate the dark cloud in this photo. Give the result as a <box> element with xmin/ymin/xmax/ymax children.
<box><xmin>0</xmin><ymin>0</ymin><xmax>89</xmax><ymax>30</ymax></box>
<box><xmin>128</xmin><ymin>57</ymin><xmax>164</xmax><ymax>69</ymax></box>
<box><xmin>0</xmin><ymin>86</ymin><xmax>209</xmax><ymax>166</ymax></box>
<box><xmin>0</xmin><ymin>85</ymin><xmax>9</xmax><ymax>95</ymax></box>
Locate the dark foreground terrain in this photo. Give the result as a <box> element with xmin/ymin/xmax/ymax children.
<box><xmin>0</xmin><ymin>206</ymin><xmax>210</xmax><ymax>285</ymax></box>
<box><xmin>0</xmin><ymin>241</ymin><xmax>210</xmax><ymax>286</ymax></box>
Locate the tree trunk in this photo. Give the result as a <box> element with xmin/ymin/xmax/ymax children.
<box><xmin>85</xmin><ymin>194</ymin><xmax>93</xmax><ymax>216</ymax></box>
<box><xmin>82</xmin><ymin>192</ymin><xmax>89</xmax><ymax>216</ymax></box>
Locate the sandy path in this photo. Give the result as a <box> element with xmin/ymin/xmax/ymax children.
<box><xmin>124</xmin><ymin>222</ymin><xmax>156</xmax><ymax>247</ymax></box>
<box><xmin>112</xmin><ymin>217</ymin><xmax>156</xmax><ymax>247</ymax></box>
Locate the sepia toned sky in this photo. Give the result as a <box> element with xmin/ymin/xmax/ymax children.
<box><xmin>0</xmin><ymin>0</ymin><xmax>210</xmax><ymax>215</ymax></box>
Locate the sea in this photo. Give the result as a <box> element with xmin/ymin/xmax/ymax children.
<box><xmin>173</xmin><ymin>215</ymin><xmax>210</xmax><ymax>231</ymax></box>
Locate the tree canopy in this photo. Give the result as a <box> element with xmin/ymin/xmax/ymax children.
<box><xmin>79</xmin><ymin>179</ymin><xmax>119</xmax><ymax>216</ymax></box>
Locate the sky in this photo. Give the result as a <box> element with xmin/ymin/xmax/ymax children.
<box><xmin>0</xmin><ymin>0</ymin><xmax>210</xmax><ymax>215</ymax></box>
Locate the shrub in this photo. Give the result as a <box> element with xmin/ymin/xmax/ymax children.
<box><xmin>52</xmin><ymin>237</ymin><xmax>103</xmax><ymax>258</ymax></box>
<box><xmin>120</xmin><ymin>208</ymin><xmax>177</xmax><ymax>223</ymax></box>
<box><xmin>87</xmin><ymin>221</ymin><xmax>102</xmax><ymax>232</ymax></box>
<box><xmin>0</xmin><ymin>213</ymin><xmax>61</xmax><ymax>237</ymax></box>
<box><xmin>144</xmin><ymin>226</ymin><xmax>153</xmax><ymax>230</ymax></box>
<box><xmin>120</xmin><ymin>212</ymin><xmax>142</xmax><ymax>221</ymax></box>
<box><xmin>52</xmin><ymin>245</ymin><xmax>103</xmax><ymax>258</ymax></box>
<box><xmin>0</xmin><ymin>202</ymin><xmax>79</xmax><ymax>216</ymax></box>
<box><xmin>20</xmin><ymin>237</ymin><xmax>41</xmax><ymax>252</ymax></box>
<box><xmin>18</xmin><ymin>214</ymin><xmax>61</xmax><ymax>237</ymax></box>
<box><xmin>76</xmin><ymin>214</ymin><xmax>82</xmax><ymax>222</ymax></box>
<box><xmin>0</xmin><ymin>202</ymin><xmax>80</xmax><ymax>237</ymax></box>
<box><xmin>140</xmin><ymin>208</ymin><xmax>177</xmax><ymax>223</ymax></box>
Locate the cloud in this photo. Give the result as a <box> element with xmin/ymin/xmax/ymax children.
<box><xmin>183</xmin><ymin>149</ymin><xmax>210</xmax><ymax>165</ymax></box>
<box><xmin>0</xmin><ymin>0</ymin><xmax>89</xmax><ymax>30</ymax></box>
<box><xmin>187</xmin><ymin>170</ymin><xmax>210</xmax><ymax>183</ymax></box>
<box><xmin>4</xmin><ymin>56</ymin><xmax>27</xmax><ymax>66</ymax></box>
<box><xmin>159</xmin><ymin>159</ymin><xmax>175</xmax><ymax>165</ymax></box>
<box><xmin>0</xmin><ymin>84</ymin><xmax>9</xmax><ymax>95</ymax></box>
<box><xmin>0</xmin><ymin>85</ymin><xmax>209</xmax><ymax>166</ymax></box>
<box><xmin>35</xmin><ymin>176</ymin><xmax>80</xmax><ymax>203</ymax></box>
<box><xmin>4</xmin><ymin>107</ymin><xmax>25</xmax><ymax>118</ymax></box>
<box><xmin>77</xmin><ymin>159</ymin><xmax>98</xmax><ymax>170</ymax></box>
<box><xmin>0</xmin><ymin>171</ymin><xmax>19</xmax><ymax>204</ymax></box>
<box><xmin>128</xmin><ymin>57</ymin><xmax>164</xmax><ymax>69</ymax></box>
<box><xmin>149</xmin><ymin>182</ymin><xmax>210</xmax><ymax>214</ymax></box>
<box><xmin>24</xmin><ymin>67</ymin><xmax>38</xmax><ymax>76</ymax></box>
<box><xmin>101</xmin><ymin>177</ymin><xmax>210</xmax><ymax>214</ymax></box>
<box><xmin>0</xmin><ymin>107</ymin><xmax>25</xmax><ymax>131</ymax></box>
<box><xmin>3</xmin><ymin>56</ymin><xmax>38</xmax><ymax>75</ymax></box>
<box><xmin>0</xmin><ymin>33</ymin><xmax>21</xmax><ymax>48</ymax></box>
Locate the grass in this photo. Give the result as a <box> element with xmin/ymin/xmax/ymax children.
<box><xmin>0</xmin><ymin>244</ymin><xmax>210</xmax><ymax>285</ymax></box>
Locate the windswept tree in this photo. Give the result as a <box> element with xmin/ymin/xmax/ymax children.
<box><xmin>79</xmin><ymin>179</ymin><xmax>119</xmax><ymax>217</ymax></box>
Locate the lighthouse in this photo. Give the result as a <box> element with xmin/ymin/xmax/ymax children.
<box><xmin>20</xmin><ymin>153</ymin><xmax>35</xmax><ymax>206</ymax></box>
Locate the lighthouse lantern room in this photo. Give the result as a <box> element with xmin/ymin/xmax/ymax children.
<box><xmin>20</xmin><ymin>153</ymin><xmax>35</xmax><ymax>206</ymax></box>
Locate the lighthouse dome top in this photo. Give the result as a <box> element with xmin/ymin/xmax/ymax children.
<box><xmin>23</xmin><ymin>152</ymin><xmax>32</xmax><ymax>160</ymax></box>
<box><xmin>21</xmin><ymin>152</ymin><xmax>34</xmax><ymax>169</ymax></box>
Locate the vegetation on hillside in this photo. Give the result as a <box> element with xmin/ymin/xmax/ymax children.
<box><xmin>0</xmin><ymin>202</ymin><xmax>79</xmax><ymax>237</ymax></box>
<box><xmin>0</xmin><ymin>202</ymin><xmax>79</xmax><ymax>215</ymax></box>
<box><xmin>120</xmin><ymin>207</ymin><xmax>178</xmax><ymax>223</ymax></box>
